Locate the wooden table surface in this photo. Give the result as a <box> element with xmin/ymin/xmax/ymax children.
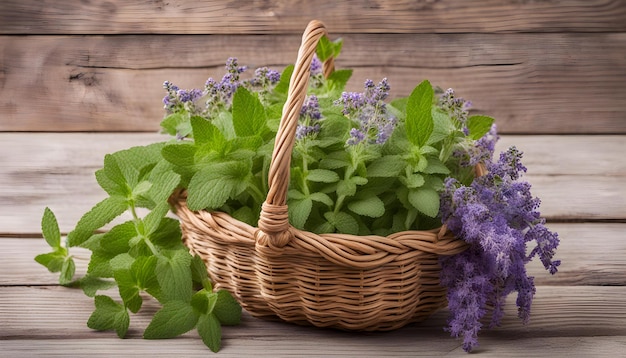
<box><xmin>1</xmin><ymin>133</ymin><xmax>624</xmax><ymax>357</ymax></box>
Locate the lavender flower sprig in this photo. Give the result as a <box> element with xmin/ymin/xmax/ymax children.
<box><xmin>440</xmin><ymin>146</ymin><xmax>561</xmax><ymax>352</ymax></box>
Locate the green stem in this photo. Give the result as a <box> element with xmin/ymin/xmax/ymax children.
<box><xmin>130</xmin><ymin>201</ymin><xmax>159</xmax><ymax>256</ymax></box>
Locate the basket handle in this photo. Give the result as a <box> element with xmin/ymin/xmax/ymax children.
<box><xmin>256</xmin><ymin>20</ymin><xmax>334</xmax><ymax>248</ymax></box>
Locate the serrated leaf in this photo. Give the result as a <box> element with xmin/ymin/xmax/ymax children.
<box><xmin>408</xmin><ymin>188</ymin><xmax>440</xmax><ymax>218</ymax></box>
<box><xmin>148</xmin><ymin>217</ymin><xmax>184</xmax><ymax>251</ymax></box>
<box><xmin>99</xmin><ymin>221</ymin><xmax>136</xmax><ymax>256</ymax></box>
<box><xmin>307</xmin><ymin>169</ymin><xmax>340</xmax><ymax>183</ymax></box>
<box><xmin>160</xmin><ymin>113</ymin><xmax>191</xmax><ymax>138</ymax></box>
<box><xmin>191</xmin><ymin>115</ymin><xmax>226</xmax><ymax>147</ymax></box>
<box><xmin>288</xmin><ymin>197</ymin><xmax>313</xmax><ymax>229</ymax></box>
<box><xmin>191</xmin><ymin>290</ymin><xmax>216</xmax><ymax>315</ymax></box>
<box><xmin>467</xmin><ymin>115</ymin><xmax>495</xmax><ymax>140</ymax></box>
<box><xmin>367</xmin><ymin>156</ymin><xmax>405</xmax><ymax>178</ymax></box>
<box><xmin>232</xmin><ymin>87</ymin><xmax>268</xmax><ymax>137</ymax></box>
<box><xmin>406</xmin><ymin>80</ymin><xmax>434</xmax><ymax>147</ymax></box>
<box><xmin>324</xmin><ymin>211</ymin><xmax>359</xmax><ymax>235</ymax></box>
<box><xmin>87</xmin><ymin>295</ymin><xmax>129</xmax><ymax>339</ymax></box>
<box><xmin>197</xmin><ymin>313</ymin><xmax>222</xmax><ymax>353</ymax></box>
<box><xmin>309</xmin><ymin>192</ymin><xmax>333</xmax><ymax>207</ymax></box>
<box><xmin>337</xmin><ymin>179</ymin><xmax>357</xmax><ymax>197</ymax></box>
<box><xmin>60</xmin><ymin>257</ymin><xmax>76</xmax><ymax>285</ymax></box>
<box><xmin>145</xmin><ymin>160</ymin><xmax>181</xmax><ymax>204</ymax></box>
<box><xmin>327</xmin><ymin>69</ymin><xmax>352</xmax><ymax>91</ymax></box>
<box><xmin>186</xmin><ymin>161</ymin><xmax>251</xmax><ymax>211</ymax></box>
<box><xmin>161</xmin><ymin>142</ymin><xmax>197</xmax><ymax>168</ymax></box>
<box><xmin>144</xmin><ymin>300</ymin><xmax>199</xmax><ymax>339</ymax></box>
<box><xmin>347</xmin><ymin>196</ymin><xmax>385</xmax><ymax>218</ymax></box>
<box><xmin>79</xmin><ymin>275</ymin><xmax>116</xmax><ymax>297</ymax></box>
<box><xmin>34</xmin><ymin>250</ymin><xmax>66</xmax><ymax>273</ymax></box>
<box><xmin>429</xmin><ymin>109</ymin><xmax>455</xmax><ymax>145</ymax></box>
<box><xmin>401</xmin><ymin>173</ymin><xmax>425</xmax><ymax>189</ymax></box>
<box><xmin>67</xmin><ymin>195</ymin><xmax>129</xmax><ymax>247</ymax></box>
<box><xmin>155</xmin><ymin>250</ymin><xmax>193</xmax><ymax>302</ymax></box>
<box><xmin>213</xmin><ymin>290</ymin><xmax>242</xmax><ymax>326</ymax></box>
<box><xmin>41</xmin><ymin>207</ymin><xmax>61</xmax><ymax>248</ymax></box>
<box><xmin>190</xmin><ymin>255</ymin><xmax>211</xmax><ymax>290</ymax></box>
<box><xmin>423</xmin><ymin>157</ymin><xmax>451</xmax><ymax>174</ymax></box>
<box><xmin>114</xmin><ymin>256</ymin><xmax>159</xmax><ymax>312</ymax></box>
<box><xmin>316</xmin><ymin>36</ymin><xmax>342</xmax><ymax>62</ymax></box>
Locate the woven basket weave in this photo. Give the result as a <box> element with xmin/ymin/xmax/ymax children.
<box><xmin>171</xmin><ymin>20</ymin><xmax>469</xmax><ymax>331</ymax></box>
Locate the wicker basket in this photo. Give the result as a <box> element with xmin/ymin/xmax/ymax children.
<box><xmin>171</xmin><ymin>20</ymin><xmax>468</xmax><ymax>331</ymax></box>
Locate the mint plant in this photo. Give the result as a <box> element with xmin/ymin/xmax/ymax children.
<box><xmin>37</xmin><ymin>36</ymin><xmax>559</xmax><ymax>353</ymax></box>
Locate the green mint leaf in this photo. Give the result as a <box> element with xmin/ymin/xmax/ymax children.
<box><xmin>423</xmin><ymin>157</ymin><xmax>451</xmax><ymax>175</ymax></box>
<box><xmin>87</xmin><ymin>251</ymin><xmax>114</xmax><ymax>278</ymax></box>
<box><xmin>148</xmin><ymin>217</ymin><xmax>184</xmax><ymax>251</ymax></box>
<box><xmin>191</xmin><ymin>115</ymin><xmax>226</xmax><ymax>147</ymax></box>
<box><xmin>327</xmin><ymin>69</ymin><xmax>353</xmax><ymax>92</ymax></box>
<box><xmin>232</xmin><ymin>86</ymin><xmax>268</xmax><ymax>137</ymax></box>
<box><xmin>316</xmin><ymin>35</ymin><xmax>334</xmax><ymax>62</ymax></box>
<box><xmin>309</xmin><ymin>192</ymin><xmax>333</xmax><ymax>207</ymax></box>
<box><xmin>288</xmin><ymin>197</ymin><xmax>313</xmax><ymax>229</ymax></box>
<box><xmin>34</xmin><ymin>250</ymin><xmax>66</xmax><ymax>273</ymax></box>
<box><xmin>316</xmin><ymin>36</ymin><xmax>342</xmax><ymax>61</ymax></box>
<box><xmin>161</xmin><ymin>142</ymin><xmax>197</xmax><ymax>168</ymax></box>
<box><xmin>59</xmin><ymin>257</ymin><xmax>76</xmax><ymax>285</ymax></box>
<box><xmin>186</xmin><ymin>161</ymin><xmax>251</xmax><ymax>211</ymax></box>
<box><xmin>155</xmin><ymin>250</ymin><xmax>193</xmax><ymax>302</ymax></box>
<box><xmin>337</xmin><ymin>179</ymin><xmax>357</xmax><ymax>197</ymax></box>
<box><xmin>41</xmin><ymin>207</ymin><xmax>61</xmax><ymax>248</ymax></box>
<box><xmin>466</xmin><ymin>115</ymin><xmax>495</xmax><ymax>140</ymax></box>
<box><xmin>324</xmin><ymin>211</ymin><xmax>359</xmax><ymax>235</ymax></box>
<box><xmin>406</xmin><ymin>80</ymin><xmax>434</xmax><ymax>147</ymax></box>
<box><xmin>114</xmin><ymin>256</ymin><xmax>159</xmax><ymax>313</ymax></box>
<box><xmin>160</xmin><ymin>113</ymin><xmax>192</xmax><ymax>138</ymax></box>
<box><xmin>274</xmin><ymin>64</ymin><xmax>294</xmax><ymax>95</ymax></box>
<box><xmin>197</xmin><ymin>313</ymin><xmax>222</xmax><ymax>353</ymax></box>
<box><xmin>307</xmin><ymin>169</ymin><xmax>340</xmax><ymax>183</ymax></box>
<box><xmin>99</xmin><ymin>221</ymin><xmax>135</xmax><ymax>257</ymax></box>
<box><xmin>110</xmin><ymin>253</ymin><xmax>134</xmax><ymax>273</ymax></box>
<box><xmin>213</xmin><ymin>289</ymin><xmax>242</xmax><ymax>326</ymax></box>
<box><xmin>144</xmin><ymin>160</ymin><xmax>181</xmax><ymax>204</ymax></box>
<box><xmin>67</xmin><ymin>195</ymin><xmax>129</xmax><ymax>247</ymax></box>
<box><xmin>144</xmin><ymin>300</ymin><xmax>199</xmax><ymax>339</ymax></box>
<box><xmin>367</xmin><ymin>156</ymin><xmax>405</xmax><ymax>178</ymax></box>
<box><xmin>347</xmin><ymin>196</ymin><xmax>385</xmax><ymax>218</ymax></box>
<box><xmin>429</xmin><ymin>109</ymin><xmax>455</xmax><ymax>145</ymax></box>
<box><xmin>408</xmin><ymin>188</ymin><xmax>440</xmax><ymax>218</ymax></box>
<box><xmin>191</xmin><ymin>290</ymin><xmax>217</xmax><ymax>315</ymax></box>
<box><xmin>87</xmin><ymin>295</ymin><xmax>129</xmax><ymax>339</ymax></box>
<box><xmin>190</xmin><ymin>255</ymin><xmax>211</xmax><ymax>290</ymax></box>
<box><xmin>79</xmin><ymin>275</ymin><xmax>116</xmax><ymax>297</ymax></box>
<box><xmin>400</xmin><ymin>173</ymin><xmax>425</xmax><ymax>189</ymax></box>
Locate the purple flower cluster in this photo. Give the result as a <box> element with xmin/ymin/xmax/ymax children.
<box><xmin>457</xmin><ymin>124</ymin><xmax>500</xmax><ymax>167</ymax></box>
<box><xmin>439</xmin><ymin>88</ymin><xmax>472</xmax><ymax>131</ymax></box>
<box><xmin>439</xmin><ymin>146</ymin><xmax>560</xmax><ymax>352</ymax></box>
<box><xmin>204</xmin><ymin>57</ymin><xmax>248</xmax><ymax>114</ymax></box>
<box><xmin>296</xmin><ymin>95</ymin><xmax>322</xmax><ymax>139</ymax></box>
<box><xmin>248</xmin><ymin>67</ymin><xmax>281</xmax><ymax>91</ymax></box>
<box><xmin>162</xmin><ymin>81</ymin><xmax>204</xmax><ymax>114</ymax></box>
<box><xmin>336</xmin><ymin>78</ymin><xmax>397</xmax><ymax>146</ymax></box>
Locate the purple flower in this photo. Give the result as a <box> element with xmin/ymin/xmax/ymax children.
<box><xmin>336</xmin><ymin>79</ymin><xmax>396</xmax><ymax>146</ymax></box>
<box><xmin>310</xmin><ymin>55</ymin><xmax>322</xmax><ymax>76</ymax></box>
<box><xmin>439</xmin><ymin>87</ymin><xmax>471</xmax><ymax>125</ymax></box>
<box><xmin>296</xmin><ymin>95</ymin><xmax>323</xmax><ymax>140</ymax></box>
<box><xmin>439</xmin><ymin>146</ymin><xmax>560</xmax><ymax>352</ymax></box>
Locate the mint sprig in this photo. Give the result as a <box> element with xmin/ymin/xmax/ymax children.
<box><xmin>37</xmin><ymin>142</ymin><xmax>241</xmax><ymax>352</ymax></box>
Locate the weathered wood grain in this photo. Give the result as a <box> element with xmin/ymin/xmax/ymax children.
<box><xmin>0</xmin><ymin>285</ymin><xmax>624</xmax><ymax>356</ymax></box>
<box><xmin>0</xmin><ymin>134</ymin><xmax>624</xmax><ymax>234</ymax></box>
<box><xmin>2</xmin><ymin>33</ymin><xmax>625</xmax><ymax>132</ymax></box>
<box><xmin>4</xmin><ymin>223</ymin><xmax>623</xmax><ymax>287</ymax></box>
<box><xmin>1</xmin><ymin>0</ymin><xmax>625</xmax><ymax>34</ymax></box>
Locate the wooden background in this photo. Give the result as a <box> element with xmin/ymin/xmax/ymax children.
<box><xmin>1</xmin><ymin>0</ymin><xmax>625</xmax><ymax>133</ymax></box>
<box><xmin>1</xmin><ymin>1</ymin><xmax>626</xmax><ymax>356</ymax></box>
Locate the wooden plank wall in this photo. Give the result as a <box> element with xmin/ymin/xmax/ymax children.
<box><xmin>1</xmin><ymin>0</ymin><xmax>625</xmax><ymax>133</ymax></box>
